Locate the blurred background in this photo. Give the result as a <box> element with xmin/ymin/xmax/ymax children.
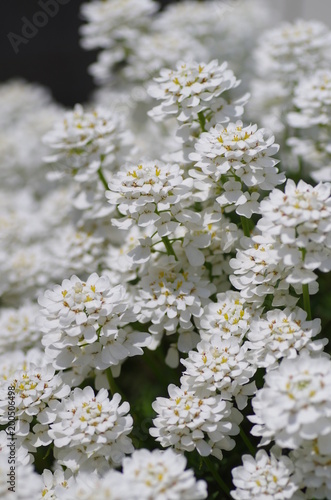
<box><xmin>1</xmin><ymin>0</ymin><xmax>330</xmax><ymax>106</ymax></box>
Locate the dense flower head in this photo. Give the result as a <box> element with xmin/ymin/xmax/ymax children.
<box><xmin>0</xmin><ymin>363</ymin><xmax>69</xmax><ymax>443</ymax></box>
<box><xmin>138</xmin><ymin>255</ymin><xmax>216</xmax><ymax>336</ymax></box>
<box><xmin>197</xmin><ymin>290</ymin><xmax>257</xmax><ymax>342</ymax></box>
<box><xmin>291</xmin><ymin>438</ymin><xmax>331</xmax><ymax>499</ymax></box>
<box><xmin>190</xmin><ymin>121</ymin><xmax>280</xmax><ymax>186</ymax></box>
<box><xmin>121</xmin><ymin>448</ymin><xmax>208</xmax><ymax>499</ymax></box>
<box><xmin>43</xmin><ymin>104</ymin><xmax>132</xmax><ymax>180</ymax></box>
<box><xmin>38</xmin><ymin>273</ymin><xmax>144</xmax><ymax>370</ymax></box>
<box><xmin>257</xmin><ymin>179</ymin><xmax>331</xmax><ymax>275</ymax></box>
<box><xmin>106</xmin><ymin>160</ymin><xmax>193</xmax><ymax>229</ymax></box>
<box><xmin>229</xmin><ymin>235</ymin><xmax>295</xmax><ymax>307</ymax></box>
<box><xmin>124</xmin><ymin>31</ymin><xmax>207</xmax><ymax>83</ymax></box>
<box><xmin>40</xmin><ymin>469</ymin><xmax>74</xmax><ymax>499</ymax></box>
<box><xmin>189</xmin><ymin>120</ymin><xmax>283</xmax><ymax>215</ymax></box>
<box><xmin>181</xmin><ymin>336</ymin><xmax>256</xmax><ymax>409</ymax></box>
<box><xmin>255</xmin><ymin>19</ymin><xmax>331</xmax><ymax>81</ymax></box>
<box><xmin>250</xmin><ymin>353</ymin><xmax>331</xmax><ymax>449</ymax></box>
<box><xmin>288</xmin><ymin>69</ymin><xmax>331</xmax><ymax>128</ymax></box>
<box><xmin>148</xmin><ymin>60</ymin><xmax>244</xmax><ymax>125</ymax></box>
<box><xmin>80</xmin><ymin>0</ymin><xmax>157</xmax><ymax>50</ymax></box>
<box><xmin>47</xmin><ymin>387</ymin><xmax>134</xmax><ymax>472</ymax></box>
<box><xmin>0</xmin><ymin>302</ymin><xmax>41</xmax><ymax>354</ymax></box>
<box><xmin>231</xmin><ymin>449</ymin><xmax>301</xmax><ymax>500</ymax></box>
<box><xmin>246</xmin><ymin>307</ymin><xmax>326</xmax><ymax>370</ymax></box>
<box><xmin>150</xmin><ymin>383</ymin><xmax>241</xmax><ymax>458</ymax></box>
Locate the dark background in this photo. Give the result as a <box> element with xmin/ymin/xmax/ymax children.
<box><xmin>1</xmin><ymin>0</ymin><xmax>176</xmax><ymax>106</ymax></box>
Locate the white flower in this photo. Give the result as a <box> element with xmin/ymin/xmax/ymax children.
<box><xmin>106</xmin><ymin>160</ymin><xmax>193</xmax><ymax>231</ymax></box>
<box><xmin>138</xmin><ymin>255</ymin><xmax>215</xmax><ymax>336</ymax></box>
<box><xmin>198</xmin><ymin>291</ymin><xmax>258</xmax><ymax>342</ymax></box>
<box><xmin>122</xmin><ymin>448</ymin><xmax>208</xmax><ymax>499</ymax></box>
<box><xmin>288</xmin><ymin>70</ymin><xmax>331</xmax><ymax>128</ymax></box>
<box><xmin>0</xmin><ymin>302</ymin><xmax>41</xmax><ymax>354</ymax></box>
<box><xmin>148</xmin><ymin>60</ymin><xmax>245</xmax><ymax>126</ymax></box>
<box><xmin>50</xmin><ymin>224</ymin><xmax>107</xmax><ymax>276</ymax></box>
<box><xmin>0</xmin><ymin>363</ymin><xmax>69</xmax><ymax>442</ymax></box>
<box><xmin>255</xmin><ymin>19</ymin><xmax>331</xmax><ymax>81</ymax></box>
<box><xmin>231</xmin><ymin>449</ymin><xmax>301</xmax><ymax>500</ymax></box>
<box><xmin>257</xmin><ymin>180</ymin><xmax>331</xmax><ymax>276</ymax></box>
<box><xmin>124</xmin><ymin>30</ymin><xmax>207</xmax><ymax>83</ymax></box>
<box><xmin>291</xmin><ymin>437</ymin><xmax>331</xmax><ymax>499</ymax></box>
<box><xmin>250</xmin><ymin>353</ymin><xmax>331</xmax><ymax>449</ymax></box>
<box><xmin>54</xmin><ymin>470</ymin><xmax>130</xmax><ymax>499</ymax></box>
<box><xmin>150</xmin><ymin>383</ymin><xmax>241</xmax><ymax>458</ymax></box>
<box><xmin>181</xmin><ymin>336</ymin><xmax>256</xmax><ymax>409</ymax></box>
<box><xmin>190</xmin><ymin>121</ymin><xmax>282</xmax><ymax>193</ymax></box>
<box><xmin>246</xmin><ymin>307</ymin><xmax>326</xmax><ymax>370</ymax></box>
<box><xmin>43</xmin><ymin>104</ymin><xmax>132</xmax><ymax>181</ymax></box>
<box><xmin>47</xmin><ymin>387</ymin><xmax>134</xmax><ymax>472</ymax></box>
<box><xmin>39</xmin><ymin>273</ymin><xmax>141</xmax><ymax>370</ymax></box>
<box><xmin>80</xmin><ymin>0</ymin><xmax>157</xmax><ymax>50</ymax></box>
<box><xmin>40</xmin><ymin>469</ymin><xmax>74</xmax><ymax>499</ymax></box>
<box><xmin>229</xmin><ymin>234</ymin><xmax>297</xmax><ymax>307</ymax></box>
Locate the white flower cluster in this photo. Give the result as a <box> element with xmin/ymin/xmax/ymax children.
<box><xmin>38</xmin><ymin>273</ymin><xmax>148</xmax><ymax>371</ymax></box>
<box><xmin>44</xmin><ymin>448</ymin><xmax>207</xmax><ymax>499</ymax></box>
<box><xmin>231</xmin><ymin>449</ymin><xmax>301</xmax><ymax>500</ymax></box>
<box><xmin>150</xmin><ymin>383</ymin><xmax>242</xmax><ymax>459</ymax></box>
<box><xmin>189</xmin><ymin>120</ymin><xmax>284</xmax><ymax>216</ymax></box>
<box><xmin>43</xmin><ymin>104</ymin><xmax>132</xmax><ymax>182</ymax></box>
<box><xmin>250</xmin><ymin>354</ymin><xmax>331</xmax><ymax>449</ymax></box>
<box><xmin>47</xmin><ymin>387</ymin><xmax>133</xmax><ymax>472</ymax></box>
<box><xmin>246</xmin><ymin>307</ymin><xmax>325</xmax><ymax>370</ymax></box>
<box><xmin>230</xmin><ymin>179</ymin><xmax>331</xmax><ymax>304</ymax></box>
<box><xmin>148</xmin><ymin>60</ymin><xmax>248</xmax><ymax>139</ymax></box>
<box><xmin>4</xmin><ymin>1</ymin><xmax>331</xmax><ymax>498</ymax></box>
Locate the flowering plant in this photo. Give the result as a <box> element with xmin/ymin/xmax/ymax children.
<box><xmin>1</xmin><ymin>1</ymin><xmax>331</xmax><ymax>499</ymax></box>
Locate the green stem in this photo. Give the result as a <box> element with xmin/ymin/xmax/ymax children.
<box><xmin>98</xmin><ymin>167</ymin><xmax>109</xmax><ymax>190</ymax></box>
<box><xmin>106</xmin><ymin>368</ymin><xmax>122</xmax><ymax>397</ymax></box>
<box><xmin>240</xmin><ymin>216</ymin><xmax>251</xmax><ymax>237</ymax></box>
<box><xmin>197</xmin><ymin>111</ymin><xmax>206</xmax><ymax>133</ymax></box>
<box><xmin>203</xmin><ymin>456</ymin><xmax>231</xmax><ymax>498</ymax></box>
<box><xmin>302</xmin><ymin>284</ymin><xmax>312</xmax><ymax>320</ymax></box>
<box><xmin>161</xmin><ymin>236</ymin><xmax>178</xmax><ymax>261</ymax></box>
<box><xmin>240</xmin><ymin>427</ymin><xmax>256</xmax><ymax>455</ymax></box>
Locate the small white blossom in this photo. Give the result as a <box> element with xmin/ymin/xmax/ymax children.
<box><xmin>231</xmin><ymin>449</ymin><xmax>301</xmax><ymax>500</ymax></box>
<box><xmin>255</xmin><ymin>19</ymin><xmax>331</xmax><ymax>82</ymax></box>
<box><xmin>181</xmin><ymin>336</ymin><xmax>256</xmax><ymax>409</ymax></box>
<box><xmin>138</xmin><ymin>255</ymin><xmax>215</xmax><ymax>336</ymax></box>
<box><xmin>106</xmin><ymin>160</ymin><xmax>193</xmax><ymax>231</ymax></box>
<box><xmin>250</xmin><ymin>353</ymin><xmax>331</xmax><ymax>449</ymax></box>
<box><xmin>198</xmin><ymin>290</ymin><xmax>258</xmax><ymax>342</ymax></box>
<box><xmin>246</xmin><ymin>307</ymin><xmax>326</xmax><ymax>370</ymax></box>
<box><xmin>80</xmin><ymin>0</ymin><xmax>157</xmax><ymax>50</ymax></box>
<box><xmin>150</xmin><ymin>383</ymin><xmax>241</xmax><ymax>458</ymax></box>
<box><xmin>148</xmin><ymin>60</ymin><xmax>245</xmax><ymax>127</ymax></box>
<box><xmin>39</xmin><ymin>273</ymin><xmax>142</xmax><ymax>370</ymax></box>
<box><xmin>43</xmin><ymin>104</ymin><xmax>132</xmax><ymax>181</ymax></box>
<box><xmin>0</xmin><ymin>363</ymin><xmax>69</xmax><ymax>442</ymax></box>
<box><xmin>122</xmin><ymin>448</ymin><xmax>208</xmax><ymax>499</ymax></box>
<box><xmin>189</xmin><ymin>121</ymin><xmax>283</xmax><ymax>216</ymax></box>
<box><xmin>47</xmin><ymin>387</ymin><xmax>134</xmax><ymax>472</ymax></box>
<box><xmin>257</xmin><ymin>180</ymin><xmax>331</xmax><ymax>278</ymax></box>
<box><xmin>0</xmin><ymin>302</ymin><xmax>41</xmax><ymax>354</ymax></box>
<box><xmin>291</xmin><ymin>437</ymin><xmax>331</xmax><ymax>499</ymax></box>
